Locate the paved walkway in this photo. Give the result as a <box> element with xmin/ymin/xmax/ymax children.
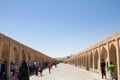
<box><xmin>30</xmin><ymin>63</ymin><xmax>109</xmax><ymax>80</ymax></box>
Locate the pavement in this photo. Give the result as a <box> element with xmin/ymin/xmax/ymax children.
<box><xmin>30</xmin><ymin>63</ymin><xmax>110</xmax><ymax>80</ymax></box>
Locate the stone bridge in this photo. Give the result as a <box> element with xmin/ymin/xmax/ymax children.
<box><xmin>0</xmin><ymin>33</ymin><xmax>56</xmax><ymax>78</ymax></box>
<box><xmin>65</xmin><ymin>33</ymin><xmax>120</xmax><ymax>80</ymax></box>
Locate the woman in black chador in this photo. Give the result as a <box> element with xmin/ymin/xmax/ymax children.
<box><xmin>19</xmin><ymin>60</ymin><xmax>29</xmax><ymax>80</ymax></box>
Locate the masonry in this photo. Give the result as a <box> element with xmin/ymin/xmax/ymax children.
<box><xmin>65</xmin><ymin>32</ymin><xmax>120</xmax><ymax>80</ymax></box>
<box><xmin>0</xmin><ymin>33</ymin><xmax>55</xmax><ymax>78</ymax></box>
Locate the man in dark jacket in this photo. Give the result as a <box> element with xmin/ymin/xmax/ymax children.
<box><xmin>101</xmin><ymin>59</ymin><xmax>107</xmax><ymax>79</ymax></box>
<box><xmin>19</xmin><ymin>60</ymin><xmax>29</xmax><ymax>80</ymax></box>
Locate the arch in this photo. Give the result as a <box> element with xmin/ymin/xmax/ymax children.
<box><xmin>13</xmin><ymin>47</ymin><xmax>19</xmax><ymax>67</ymax></box>
<box><xmin>1</xmin><ymin>44</ymin><xmax>9</xmax><ymax>76</ymax></box>
<box><xmin>90</xmin><ymin>52</ymin><xmax>93</xmax><ymax>68</ymax></box>
<box><xmin>94</xmin><ymin>50</ymin><xmax>99</xmax><ymax>69</ymax></box>
<box><xmin>1</xmin><ymin>44</ymin><xmax>9</xmax><ymax>62</ymax></box>
<box><xmin>86</xmin><ymin>54</ymin><xmax>89</xmax><ymax>70</ymax></box>
<box><xmin>83</xmin><ymin>55</ymin><xmax>85</xmax><ymax>66</ymax></box>
<box><xmin>82</xmin><ymin>55</ymin><xmax>84</xmax><ymax>66</ymax></box>
<box><xmin>21</xmin><ymin>50</ymin><xmax>26</xmax><ymax>62</ymax></box>
<box><xmin>28</xmin><ymin>52</ymin><xmax>31</xmax><ymax>62</ymax></box>
<box><xmin>109</xmin><ymin>44</ymin><xmax>118</xmax><ymax>79</ymax></box>
<box><xmin>100</xmin><ymin>47</ymin><xmax>108</xmax><ymax>70</ymax></box>
<box><xmin>80</xmin><ymin>56</ymin><xmax>82</xmax><ymax>66</ymax></box>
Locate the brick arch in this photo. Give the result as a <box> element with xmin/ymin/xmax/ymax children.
<box><xmin>34</xmin><ymin>53</ymin><xmax>38</xmax><ymax>61</ymax></box>
<box><xmin>83</xmin><ymin>54</ymin><xmax>85</xmax><ymax>66</ymax></box>
<box><xmin>28</xmin><ymin>52</ymin><xmax>31</xmax><ymax>62</ymax></box>
<box><xmin>13</xmin><ymin>47</ymin><xmax>19</xmax><ymax>66</ymax></box>
<box><xmin>85</xmin><ymin>54</ymin><xmax>87</xmax><ymax>67</ymax></box>
<box><xmin>1</xmin><ymin>43</ymin><xmax>10</xmax><ymax>77</ymax></box>
<box><xmin>80</xmin><ymin>55</ymin><xmax>82</xmax><ymax>66</ymax></box>
<box><xmin>86</xmin><ymin>54</ymin><xmax>89</xmax><ymax>69</ymax></box>
<box><xmin>21</xmin><ymin>50</ymin><xmax>26</xmax><ymax>62</ymax></box>
<box><xmin>109</xmin><ymin>44</ymin><xmax>118</xmax><ymax>79</ymax></box>
<box><xmin>100</xmin><ymin>47</ymin><xmax>108</xmax><ymax>70</ymax></box>
<box><xmin>32</xmin><ymin>52</ymin><xmax>36</xmax><ymax>61</ymax></box>
<box><xmin>2</xmin><ymin>43</ymin><xmax>9</xmax><ymax>62</ymax></box>
<box><xmin>81</xmin><ymin>55</ymin><xmax>83</xmax><ymax>66</ymax></box>
<box><xmin>94</xmin><ymin>50</ymin><xmax>99</xmax><ymax>69</ymax></box>
<box><xmin>90</xmin><ymin>52</ymin><xmax>93</xmax><ymax>68</ymax></box>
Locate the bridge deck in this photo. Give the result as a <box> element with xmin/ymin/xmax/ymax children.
<box><xmin>30</xmin><ymin>63</ymin><xmax>107</xmax><ymax>80</ymax></box>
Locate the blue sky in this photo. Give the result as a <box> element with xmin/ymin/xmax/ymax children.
<box><xmin>0</xmin><ymin>0</ymin><xmax>120</xmax><ymax>58</ymax></box>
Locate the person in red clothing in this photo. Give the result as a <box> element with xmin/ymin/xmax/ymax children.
<box><xmin>13</xmin><ymin>71</ymin><xmax>19</xmax><ymax>80</ymax></box>
<box><xmin>38</xmin><ymin>65</ymin><xmax>42</xmax><ymax>76</ymax></box>
<box><xmin>48</xmin><ymin>62</ymin><xmax>51</xmax><ymax>74</ymax></box>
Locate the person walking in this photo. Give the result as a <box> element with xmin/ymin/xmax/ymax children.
<box><xmin>108</xmin><ymin>62</ymin><xmax>115</xmax><ymax>80</ymax></box>
<box><xmin>10</xmin><ymin>62</ymin><xmax>16</xmax><ymax>77</ymax></box>
<box><xmin>48</xmin><ymin>62</ymin><xmax>51</xmax><ymax>74</ymax></box>
<box><xmin>12</xmin><ymin>72</ymin><xmax>19</xmax><ymax>80</ymax></box>
<box><xmin>1</xmin><ymin>60</ymin><xmax>7</xmax><ymax>80</ymax></box>
<box><xmin>19</xmin><ymin>60</ymin><xmax>29</xmax><ymax>80</ymax></box>
<box><xmin>100</xmin><ymin>59</ymin><xmax>106</xmax><ymax>79</ymax></box>
<box><xmin>0</xmin><ymin>59</ymin><xmax>2</xmax><ymax>80</ymax></box>
<box><xmin>38</xmin><ymin>65</ymin><xmax>42</xmax><ymax>76</ymax></box>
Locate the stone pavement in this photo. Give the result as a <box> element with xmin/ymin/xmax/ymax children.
<box><xmin>30</xmin><ymin>63</ymin><xmax>110</xmax><ymax>80</ymax></box>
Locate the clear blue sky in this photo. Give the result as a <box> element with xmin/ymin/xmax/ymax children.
<box><xmin>0</xmin><ymin>0</ymin><xmax>120</xmax><ymax>58</ymax></box>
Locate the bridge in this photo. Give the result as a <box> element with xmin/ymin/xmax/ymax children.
<box><xmin>0</xmin><ymin>33</ymin><xmax>120</xmax><ymax>80</ymax></box>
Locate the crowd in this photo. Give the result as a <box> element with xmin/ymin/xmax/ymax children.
<box><xmin>0</xmin><ymin>59</ymin><xmax>58</xmax><ymax>80</ymax></box>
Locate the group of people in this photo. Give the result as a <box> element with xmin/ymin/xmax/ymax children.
<box><xmin>28</xmin><ymin>61</ymin><xmax>57</xmax><ymax>76</ymax></box>
<box><xmin>13</xmin><ymin>61</ymin><xmax>56</xmax><ymax>80</ymax></box>
<box><xmin>101</xmin><ymin>59</ymin><xmax>115</xmax><ymax>80</ymax></box>
<box><xmin>0</xmin><ymin>59</ymin><xmax>58</xmax><ymax>80</ymax></box>
<box><xmin>0</xmin><ymin>60</ymin><xmax>7</xmax><ymax>80</ymax></box>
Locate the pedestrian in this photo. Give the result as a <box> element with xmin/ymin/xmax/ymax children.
<box><xmin>48</xmin><ymin>62</ymin><xmax>51</xmax><ymax>74</ymax></box>
<box><xmin>100</xmin><ymin>59</ymin><xmax>106</xmax><ymax>79</ymax></box>
<box><xmin>53</xmin><ymin>62</ymin><xmax>57</xmax><ymax>68</ymax></box>
<box><xmin>19</xmin><ymin>60</ymin><xmax>29</xmax><ymax>80</ymax></box>
<box><xmin>10</xmin><ymin>62</ymin><xmax>16</xmax><ymax>76</ymax></box>
<box><xmin>1</xmin><ymin>60</ymin><xmax>7</xmax><ymax>80</ymax></box>
<box><xmin>12</xmin><ymin>72</ymin><xmax>18</xmax><ymax>80</ymax></box>
<box><xmin>38</xmin><ymin>65</ymin><xmax>42</xmax><ymax>76</ymax></box>
<box><xmin>108</xmin><ymin>62</ymin><xmax>114</xmax><ymax>80</ymax></box>
<box><xmin>35</xmin><ymin>62</ymin><xmax>39</xmax><ymax>76</ymax></box>
<box><xmin>0</xmin><ymin>59</ymin><xmax>2</xmax><ymax>80</ymax></box>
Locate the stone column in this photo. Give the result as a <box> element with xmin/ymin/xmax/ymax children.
<box><xmin>98</xmin><ymin>45</ymin><xmax>101</xmax><ymax>74</ymax></box>
<box><xmin>8</xmin><ymin>40</ymin><xmax>12</xmax><ymax>78</ymax></box>
<box><xmin>116</xmin><ymin>38</ymin><xmax>120</xmax><ymax>80</ymax></box>
<box><xmin>0</xmin><ymin>37</ymin><xmax>2</xmax><ymax>59</ymax></box>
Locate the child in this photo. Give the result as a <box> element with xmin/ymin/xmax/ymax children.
<box><xmin>38</xmin><ymin>65</ymin><xmax>42</xmax><ymax>76</ymax></box>
<box><xmin>13</xmin><ymin>72</ymin><xmax>18</xmax><ymax>80</ymax></box>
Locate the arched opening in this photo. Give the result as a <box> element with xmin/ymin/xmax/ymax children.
<box><xmin>80</xmin><ymin>56</ymin><xmax>82</xmax><ymax>66</ymax></box>
<box><xmin>84</xmin><ymin>55</ymin><xmax>85</xmax><ymax>67</ymax></box>
<box><xmin>90</xmin><ymin>52</ymin><xmax>93</xmax><ymax>68</ymax></box>
<box><xmin>28</xmin><ymin>52</ymin><xmax>31</xmax><ymax>62</ymax></box>
<box><xmin>86</xmin><ymin>54</ymin><xmax>89</xmax><ymax>70</ymax></box>
<box><xmin>94</xmin><ymin>50</ymin><xmax>98</xmax><ymax>69</ymax></box>
<box><xmin>1</xmin><ymin>44</ymin><xmax>9</xmax><ymax>61</ymax></box>
<box><xmin>100</xmin><ymin>47</ymin><xmax>108</xmax><ymax>70</ymax></box>
<box><xmin>13</xmin><ymin>47</ymin><xmax>19</xmax><ymax>68</ymax></box>
<box><xmin>21</xmin><ymin>50</ymin><xmax>26</xmax><ymax>62</ymax></box>
<box><xmin>109</xmin><ymin>44</ymin><xmax>118</xmax><ymax>79</ymax></box>
<box><xmin>85</xmin><ymin>55</ymin><xmax>87</xmax><ymax>67</ymax></box>
<box><xmin>1</xmin><ymin>44</ymin><xmax>9</xmax><ymax>76</ymax></box>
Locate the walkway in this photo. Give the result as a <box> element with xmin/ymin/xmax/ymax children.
<box><xmin>30</xmin><ymin>63</ymin><xmax>109</xmax><ymax>80</ymax></box>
